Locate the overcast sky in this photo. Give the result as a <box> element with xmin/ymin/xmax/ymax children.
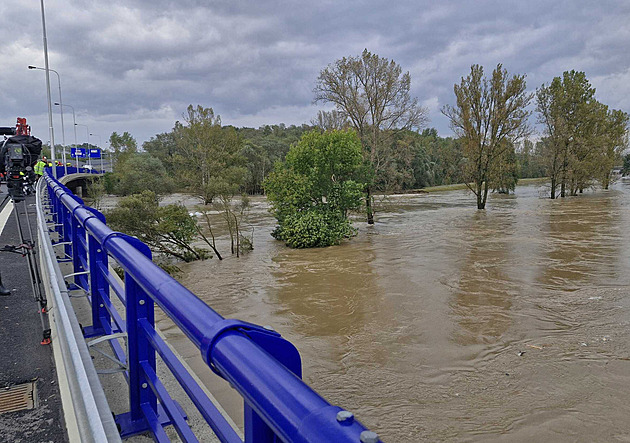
<box><xmin>1</xmin><ymin>0</ymin><xmax>629</xmax><ymax>147</ymax></box>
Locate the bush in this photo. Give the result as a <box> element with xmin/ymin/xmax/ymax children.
<box><xmin>102</xmin><ymin>172</ymin><xmax>119</xmax><ymax>194</ymax></box>
<box><xmin>264</xmin><ymin>130</ymin><xmax>366</xmax><ymax>248</ymax></box>
<box><xmin>109</xmin><ymin>154</ymin><xmax>174</xmax><ymax>196</ymax></box>
<box><xmin>106</xmin><ymin>191</ymin><xmax>210</xmax><ymax>262</ymax></box>
<box><xmin>274</xmin><ymin>209</ymin><xmax>356</xmax><ymax>248</ymax></box>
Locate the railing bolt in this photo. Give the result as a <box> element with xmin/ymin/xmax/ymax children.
<box><xmin>100</xmin><ymin>304</ymin><xmax>104</xmax><ymax>308</ymax></box>
<box><xmin>336</xmin><ymin>410</ymin><xmax>354</xmax><ymax>423</ymax></box>
<box><xmin>142</xmin><ymin>383</ymin><xmax>147</xmax><ymax>389</ymax></box>
<box><xmin>139</xmin><ymin>299</ymin><xmax>145</xmax><ymax>305</ymax></box>
<box><xmin>360</xmin><ymin>431</ymin><xmax>379</xmax><ymax>443</ymax></box>
<box><xmin>97</xmin><ymin>249</ymin><xmax>101</xmax><ymax>253</ymax></box>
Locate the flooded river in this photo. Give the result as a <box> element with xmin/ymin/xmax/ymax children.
<box><xmin>157</xmin><ymin>181</ymin><xmax>630</xmax><ymax>442</ymax></box>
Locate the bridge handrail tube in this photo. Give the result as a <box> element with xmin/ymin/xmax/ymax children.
<box><xmin>44</xmin><ymin>174</ymin><xmax>378</xmax><ymax>443</ymax></box>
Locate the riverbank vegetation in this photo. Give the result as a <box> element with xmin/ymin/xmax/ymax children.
<box><xmin>536</xmin><ymin>71</ymin><xmax>629</xmax><ymax>198</ymax></box>
<box><xmin>84</xmin><ymin>50</ymin><xmax>627</xmax><ymax>255</ymax></box>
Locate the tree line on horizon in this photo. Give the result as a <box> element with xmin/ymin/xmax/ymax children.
<box><xmin>78</xmin><ymin>49</ymin><xmax>628</xmax><ymax>253</ymax></box>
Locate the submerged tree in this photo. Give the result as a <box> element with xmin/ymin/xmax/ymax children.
<box><xmin>114</xmin><ymin>154</ymin><xmax>174</xmax><ymax>196</ymax></box>
<box><xmin>622</xmin><ymin>153</ymin><xmax>630</xmax><ymax>177</ymax></box>
<box><xmin>106</xmin><ymin>191</ymin><xmax>213</xmax><ymax>262</ymax></box>
<box><xmin>537</xmin><ymin>71</ymin><xmax>629</xmax><ymax>197</ymax></box>
<box><xmin>597</xmin><ymin>108</ymin><xmax>629</xmax><ymax>189</ymax></box>
<box><xmin>314</xmin><ymin>49</ymin><xmax>427</xmax><ymax>223</ymax></box>
<box><xmin>442</xmin><ymin>64</ymin><xmax>532</xmax><ymax>209</ymax></box>
<box><xmin>264</xmin><ymin>130</ymin><xmax>366</xmax><ymax>248</ymax></box>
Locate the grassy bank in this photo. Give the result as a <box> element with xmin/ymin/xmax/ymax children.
<box><xmin>415</xmin><ymin>177</ymin><xmax>549</xmax><ymax>194</ymax></box>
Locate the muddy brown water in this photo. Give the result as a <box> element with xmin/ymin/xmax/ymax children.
<box><xmin>156</xmin><ymin>181</ymin><xmax>630</xmax><ymax>442</ymax></box>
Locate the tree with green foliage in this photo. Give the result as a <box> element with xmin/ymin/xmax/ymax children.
<box><xmin>314</xmin><ymin>49</ymin><xmax>427</xmax><ymax>223</ymax></box>
<box><xmin>537</xmin><ymin>71</ymin><xmax>597</xmax><ymax>198</ymax></box>
<box><xmin>143</xmin><ymin>131</ymin><xmax>178</xmax><ymax>176</ymax></box>
<box><xmin>86</xmin><ymin>177</ymin><xmax>105</xmax><ymax>210</ymax></box>
<box><xmin>443</xmin><ymin>64</ymin><xmax>532</xmax><ymax>209</ymax></box>
<box><xmin>537</xmin><ymin>71</ymin><xmax>628</xmax><ymax>197</ymax></box>
<box><xmin>596</xmin><ymin>108</ymin><xmax>629</xmax><ymax>189</ymax></box>
<box><xmin>515</xmin><ymin>139</ymin><xmax>547</xmax><ymax>179</ymax></box>
<box><xmin>240</xmin><ymin>141</ymin><xmax>272</xmax><ymax>195</ymax></box>
<box><xmin>175</xmin><ymin>105</ymin><xmax>247</xmax><ymax>205</ymax></box>
<box><xmin>622</xmin><ymin>153</ymin><xmax>630</xmax><ymax>177</ymax></box>
<box><xmin>490</xmin><ymin>142</ymin><xmax>519</xmax><ymax>194</ymax></box>
<box><xmin>413</xmin><ymin>128</ymin><xmax>465</xmax><ymax>187</ymax></box>
<box><xmin>106</xmin><ymin>191</ymin><xmax>212</xmax><ymax>262</ymax></box>
<box><xmin>237</xmin><ymin>124</ymin><xmax>315</xmax><ymax>194</ymax></box>
<box><xmin>113</xmin><ymin>154</ymin><xmax>174</xmax><ymax>196</ymax></box>
<box><xmin>108</xmin><ymin>131</ymin><xmax>137</xmax><ymax>168</ymax></box>
<box><xmin>264</xmin><ymin>130</ymin><xmax>366</xmax><ymax>248</ymax></box>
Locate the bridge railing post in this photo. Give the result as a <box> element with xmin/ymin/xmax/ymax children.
<box><xmin>62</xmin><ymin>203</ymin><xmax>72</xmax><ymax>259</ymax></box>
<box><xmin>55</xmin><ymin>190</ymin><xmax>64</xmax><ymax>240</ymax></box>
<box><xmin>115</xmin><ymin>235</ymin><xmax>160</xmax><ymax>437</ymax></box>
<box><xmin>126</xmin><ymin>275</ymin><xmax>157</xmax><ymax>421</ymax></box>
<box><xmin>85</xmin><ymin>207</ymin><xmax>110</xmax><ymax>338</ymax></box>
<box><xmin>70</xmin><ymin>215</ymin><xmax>88</xmax><ymax>290</ymax></box>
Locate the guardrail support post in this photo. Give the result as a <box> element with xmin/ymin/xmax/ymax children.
<box><xmin>70</xmin><ymin>216</ymin><xmax>88</xmax><ymax>291</ymax></box>
<box><xmin>115</xmin><ymin>235</ymin><xmax>171</xmax><ymax>438</ymax></box>
<box><xmin>126</xmin><ymin>274</ymin><xmax>157</xmax><ymax>424</ymax></box>
<box><xmin>242</xmin><ymin>328</ymin><xmax>303</xmax><ymax>443</ymax></box>
<box><xmin>83</xmin><ymin>207</ymin><xmax>110</xmax><ymax>338</ymax></box>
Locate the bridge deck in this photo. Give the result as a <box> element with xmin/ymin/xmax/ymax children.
<box><xmin>0</xmin><ymin>193</ymin><xmax>68</xmax><ymax>442</ymax></box>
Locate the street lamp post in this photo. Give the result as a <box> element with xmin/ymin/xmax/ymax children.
<box><xmin>54</xmin><ymin>102</ymin><xmax>77</xmax><ymax>170</ymax></box>
<box><xmin>29</xmin><ymin>65</ymin><xmax>66</xmax><ymax>174</ymax></box>
<box><xmin>75</xmin><ymin>123</ymin><xmax>89</xmax><ymax>169</ymax></box>
<box><xmin>105</xmin><ymin>141</ymin><xmax>113</xmax><ymax>172</ymax></box>
<box><xmin>89</xmin><ymin>133</ymin><xmax>101</xmax><ymax>170</ymax></box>
<box><xmin>36</xmin><ymin>0</ymin><xmax>56</xmax><ymax>178</ymax></box>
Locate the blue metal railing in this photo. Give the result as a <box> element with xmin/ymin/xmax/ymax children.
<box><xmin>43</xmin><ymin>172</ymin><xmax>381</xmax><ymax>443</ymax></box>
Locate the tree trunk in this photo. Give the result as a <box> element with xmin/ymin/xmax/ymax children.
<box><xmin>476</xmin><ymin>180</ymin><xmax>485</xmax><ymax>209</ymax></box>
<box><xmin>365</xmin><ymin>187</ymin><xmax>374</xmax><ymax>224</ymax></box>
<box><xmin>550</xmin><ymin>175</ymin><xmax>556</xmax><ymax>199</ymax></box>
<box><xmin>481</xmin><ymin>181</ymin><xmax>489</xmax><ymax>210</ymax></box>
<box><xmin>560</xmin><ymin>154</ymin><xmax>569</xmax><ymax>197</ymax></box>
<box><xmin>234</xmin><ymin>213</ymin><xmax>240</xmax><ymax>258</ymax></box>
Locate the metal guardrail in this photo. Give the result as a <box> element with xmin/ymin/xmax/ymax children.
<box><xmin>42</xmin><ymin>172</ymin><xmax>381</xmax><ymax>443</ymax></box>
<box><xmin>36</xmin><ymin>177</ymin><xmax>121</xmax><ymax>443</ymax></box>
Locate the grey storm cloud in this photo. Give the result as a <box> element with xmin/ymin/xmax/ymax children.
<box><xmin>1</xmin><ymin>0</ymin><xmax>629</xmax><ymax>145</ymax></box>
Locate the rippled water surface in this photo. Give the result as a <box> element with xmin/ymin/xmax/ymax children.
<box><xmin>158</xmin><ymin>181</ymin><xmax>630</xmax><ymax>442</ymax></box>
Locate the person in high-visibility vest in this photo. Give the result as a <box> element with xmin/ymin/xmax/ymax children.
<box><xmin>34</xmin><ymin>157</ymin><xmax>46</xmax><ymax>180</ymax></box>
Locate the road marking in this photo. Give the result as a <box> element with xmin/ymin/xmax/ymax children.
<box><xmin>0</xmin><ymin>200</ymin><xmax>14</xmax><ymax>235</ymax></box>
